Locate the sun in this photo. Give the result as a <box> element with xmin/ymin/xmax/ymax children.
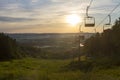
<box><xmin>66</xmin><ymin>14</ymin><xmax>81</xmax><ymax>26</ymax></box>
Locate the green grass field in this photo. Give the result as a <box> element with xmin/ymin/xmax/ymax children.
<box><xmin>0</xmin><ymin>58</ymin><xmax>120</xmax><ymax>80</ymax></box>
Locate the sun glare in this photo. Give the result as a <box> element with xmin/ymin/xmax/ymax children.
<box><xmin>66</xmin><ymin>14</ymin><xmax>81</xmax><ymax>26</ymax></box>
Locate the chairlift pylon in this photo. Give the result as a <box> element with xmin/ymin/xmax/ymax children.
<box><xmin>85</xmin><ymin>6</ymin><xmax>95</xmax><ymax>27</ymax></box>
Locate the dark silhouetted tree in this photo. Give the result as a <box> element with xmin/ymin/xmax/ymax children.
<box><xmin>0</xmin><ymin>33</ymin><xmax>21</xmax><ymax>61</ymax></box>
<box><xmin>83</xmin><ymin>17</ymin><xmax>120</xmax><ymax>65</ymax></box>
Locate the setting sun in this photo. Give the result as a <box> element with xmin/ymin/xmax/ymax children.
<box><xmin>66</xmin><ymin>14</ymin><xmax>81</xmax><ymax>26</ymax></box>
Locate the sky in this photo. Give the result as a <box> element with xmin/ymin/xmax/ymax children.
<box><xmin>0</xmin><ymin>0</ymin><xmax>120</xmax><ymax>33</ymax></box>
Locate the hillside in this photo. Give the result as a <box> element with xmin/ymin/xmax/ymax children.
<box><xmin>0</xmin><ymin>58</ymin><xmax>120</xmax><ymax>80</ymax></box>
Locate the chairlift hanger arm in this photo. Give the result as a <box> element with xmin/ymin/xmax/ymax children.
<box><xmin>86</xmin><ymin>6</ymin><xmax>90</xmax><ymax>17</ymax></box>
<box><xmin>86</xmin><ymin>6</ymin><xmax>93</xmax><ymax>18</ymax></box>
<box><xmin>108</xmin><ymin>15</ymin><xmax>111</xmax><ymax>24</ymax></box>
<box><xmin>105</xmin><ymin>15</ymin><xmax>111</xmax><ymax>25</ymax></box>
<box><xmin>86</xmin><ymin>0</ymin><xmax>93</xmax><ymax>17</ymax></box>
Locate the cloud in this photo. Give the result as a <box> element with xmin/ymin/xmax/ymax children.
<box><xmin>0</xmin><ymin>0</ymin><xmax>120</xmax><ymax>33</ymax></box>
<box><xmin>50</xmin><ymin>0</ymin><xmax>69</xmax><ymax>3</ymax></box>
<box><xmin>31</xmin><ymin>0</ymin><xmax>38</xmax><ymax>3</ymax></box>
<box><xmin>0</xmin><ymin>16</ymin><xmax>34</xmax><ymax>22</ymax></box>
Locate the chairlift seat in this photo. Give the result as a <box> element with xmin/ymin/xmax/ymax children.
<box><xmin>105</xmin><ymin>23</ymin><xmax>111</xmax><ymax>25</ymax></box>
<box><xmin>85</xmin><ymin>23</ymin><xmax>95</xmax><ymax>27</ymax></box>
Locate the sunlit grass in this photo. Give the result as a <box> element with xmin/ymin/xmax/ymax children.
<box><xmin>0</xmin><ymin>58</ymin><xmax>83</xmax><ymax>80</ymax></box>
<box><xmin>0</xmin><ymin>58</ymin><xmax>120</xmax><ymax>80</ymax></box>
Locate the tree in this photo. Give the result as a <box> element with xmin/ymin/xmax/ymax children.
<box><xmin>0</xmin><ymin>33</ymin><xmax>21</xmax><ymax>61</ymax></box>
<box><xmin>83</xmin><ymin>17</ymin><xmax>120</xmax><ymax>65</ymax></box>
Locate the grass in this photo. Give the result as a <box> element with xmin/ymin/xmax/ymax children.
<box><xmin>0</xmin><ymin>58</ymin><xmax>120</xmax><ymax>80</ymax></box>
<box><xmin>0</xmin><ymin>58</ymin><xmax>83</xmax><ymax>80</ymax></box>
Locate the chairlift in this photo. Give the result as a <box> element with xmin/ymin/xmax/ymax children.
<box><xmin>85</xmin><ymin>6</ymin><xmax>95</xmax><ymax>27</ymax></box>
<box><xmin>103</xmin><ymin>15</ymin><xmax>111</xmax><ymax>31</ymax></box>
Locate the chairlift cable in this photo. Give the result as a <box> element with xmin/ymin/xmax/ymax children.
<box><xmin>95</xmin><ymin>2</ymin><xmax>120</xmax><ymax>29</ymax></box>
<box><xmin>89</xmin><ymin>0</ymin><xmax>94</xmax><ymax>7</ymax></box>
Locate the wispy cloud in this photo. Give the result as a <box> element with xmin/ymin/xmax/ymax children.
<box><xmin>0</xmin><ymin>16</ymin><xmax>35</xmax><ymax>22</ymax></box>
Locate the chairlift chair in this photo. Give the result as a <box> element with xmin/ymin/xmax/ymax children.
<box><xmin>103</xmin><ymin>15</ymin><xmax>111</xmax><ymax>31</ymax></box>
<box><xmin>84</xmin><ymin>6</ymin><xmax>95</xmax><ymax>27</ymax></box>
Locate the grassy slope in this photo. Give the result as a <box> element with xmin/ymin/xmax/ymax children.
<box><xmin>0</xmin><ymin>58</ymin><xmax>83</xmax><ymax>80</ymax></box>
<box><xmin>0</xmin><ymin>58</ymin><xmax>120</xmax><ymax>80</ymax></box>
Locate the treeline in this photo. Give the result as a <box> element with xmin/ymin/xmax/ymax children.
<box><xmin>0</xmin><ymin>33</ymin><xmax>22</xmax><ymax>61</ymax></box>
<box><xmin>83</xmin><ymin>18</ymin><xmax>120</xmax><ymax>67</ymax></box>
<box><xmin>0</xmin><ymin>33</ymin><xmax>77</xmax><ymax>61</ymax></box>
<box><xmin>0</xmin><ymin>33</ymin><xmax>45</xmax><ymax>61</ymax></box>
<box><xmin>69</xmin><ymin>18</ymin><xmax>120</xmax><ymax>72</ymax></box>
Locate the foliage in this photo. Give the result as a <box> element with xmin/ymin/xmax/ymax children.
<box><xmin>0</xmin><ymin>58</ymin><xmax>84</xmax><ymax>80</ymax></box>
<box><xmin>83</xmin><ymin>17</ymin><xmax>120</xmax><ymax>67</ymax></box>
<box><xmin>0</xmin><ymin>58</ymin><xmax>120</xmax><ymax>80</ymax></box>
<box><xmin>20</xmin><ymin>46</ymin><xmax>42</xmax><ymax>58</ymax></box>
<box><xmin>0</xmin><ymin>33</ymin><xmax>22</xmax><ymax>61</ymax></box>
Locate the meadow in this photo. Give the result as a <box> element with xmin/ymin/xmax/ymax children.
<box><xmin>0</xmin><ymin>58</ymin><xmax>120</xmax><ymax>80</ymax></box>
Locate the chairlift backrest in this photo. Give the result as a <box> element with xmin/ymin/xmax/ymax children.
<box><xmin>105</xmin><ymin>23</ymin><xmax>111</xmax><ymax>25</ymax></box>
